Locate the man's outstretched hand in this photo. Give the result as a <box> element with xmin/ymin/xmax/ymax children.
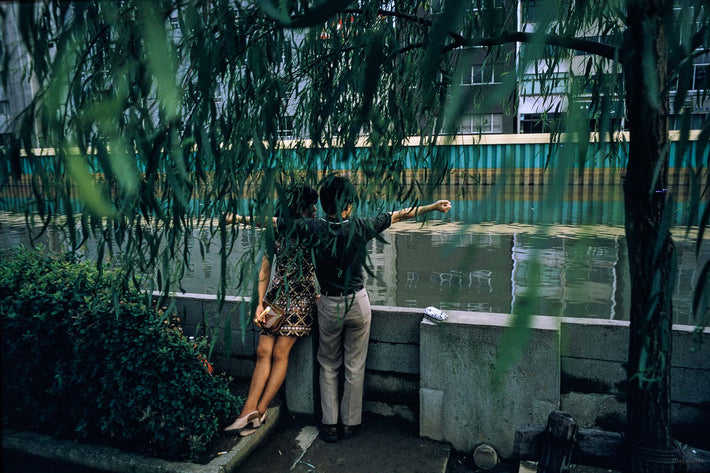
<box><xmin>434</xmin><ymin>200</ymin><xmax>452</xmax><ymax>214</ymax></box>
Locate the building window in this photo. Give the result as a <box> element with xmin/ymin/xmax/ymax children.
<box><xmin>520</xmin><ymin>73</ymin><xmax>568</xmax><ymax>96</ymax></box>
<box><xmin>692</xmin><ymin>63</ymin><xmax>708</xmax><ymax>91</ymax></box>
<box><xmin>213</xmin><ymin>88</ymin><xmax>224</xmax><ymax>109</ymax></box>
<box><xmin>168</xmin><ymin>13</ymin><xmax>182</xmax><ymax>41</ymax></box>
<box><xmin>520</xmin><ymin>113</ymin><xmax>561</xmax><ymax>133</ymax></box>
<box><xmin>461</xmin><ymin>63</ymin><xmax>504</xmax><ymax>85</ymax></box>
<box><xmin>469</xmin><ymin>0</ymin><xmax>504</xmax><ymax>9</ymax></box>
<box><xmin>523</xmin><ymin>0</ymin><xmax>545</xmax><ymax>23</ymax></box>
<box><xmin>459</xmin><ymin>114</ymin><xmax>503</xmax><ymax>134</ymax></box>
<box><xmin>570</xmin><ymin>100</ymin><xmax>627</xmax><ymax>132</ymax></box>
<box><xmin>278</xmin><ymin>116</ymin><xmax>296</xmax><ymax>139</ymax></box>
<box><xmin>524</xmin><ymin>0</ymin><xmax>571</xmax><ymax>23</ymax></box>
<box><xmin>670</xmin><ymin>63</ymin><xmax>709</xmax><ymax>92</ymax></box>
<box><xmin>587</xmin><ymin>117</ymin><xmax>628</xmax><ymax>132</ymax></box>
<box><xmin>581</xmin><ymin>73</ymin><xmax>624</xmax><ymax>95</ymax></box>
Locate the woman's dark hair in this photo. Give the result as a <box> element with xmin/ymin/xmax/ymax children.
<box><xmin>278</xmin><ymin>184</ymin><xmax>318</xmax><ymax>219</ymax></box>
<box><xmin>318</xmin><ymin>175</ymin><xmax>358</xmax><ymax>216</ymax></box>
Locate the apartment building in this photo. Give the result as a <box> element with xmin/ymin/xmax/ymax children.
<box><xmin>1</xmin><ymin>1</ymin><xmax>707</xmax><ymax>142</ymax></box>
<box><xmin>450</xmin><ymin>0</ymin><xmax>518</xmax><ymax>135</ymax></box>
<box><xmin>518</xmin><ymin>0</ymin><xmax>708</xmax><ymax>134</ymax></box>
<box><xmin>0</xmin><ymin>6</ymin><xmax>41</xmax><ymax>146</ymax></box>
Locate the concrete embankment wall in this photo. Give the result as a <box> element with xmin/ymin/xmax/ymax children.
<box><xmin>174</xmin><ymin>294</ymin><xmax>710</xmax><ymax>459</ymax></box>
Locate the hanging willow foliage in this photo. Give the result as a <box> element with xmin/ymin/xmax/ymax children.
<box><xmin>1</xmin><ymin>1</ymin><xmax>709</xmax><ymax>330</ymax></box>
<box><xmin>2</xmin><ymin>1</ymin><xmax>710</xmax><ymax>468</ymax></box>
<box><xmin>2</xmin><ymin>0</ymin><xmax>467</xmax><ymax>299</ymax></box>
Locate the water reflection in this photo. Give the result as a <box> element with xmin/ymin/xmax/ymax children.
<box><xmin>1</xmin><ymin>183</ymin><xmax>707</xmax><ymax>325</ymax></box>
<box><xmin>362</xmin><ymin>223</ymin><xmax>706</xmax><ymax>325</ymax></box>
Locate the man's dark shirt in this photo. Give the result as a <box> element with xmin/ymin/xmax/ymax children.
<box><xmin>280</xmin><ymin>213</ymin><xmax>392</xmax><ymax>296</ymax></box>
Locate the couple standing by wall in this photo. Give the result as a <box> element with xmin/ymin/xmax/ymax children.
<box><xmin>225</xmin><ymin>175</ymin><xmax>452</xmax><ymax>441</ymax></box>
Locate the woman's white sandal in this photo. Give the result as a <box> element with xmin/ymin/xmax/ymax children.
<box><xmin>239</xmin><ymin>412</ymin><xmax>267</xmax><ymax>437</ymax></box>
<box><xmin>224</xmin><ymin>410</ymin><xmax>260</xmax><ymax>433</ymax></box>
<box><xmin>424</xmin><ymin>306</ymin><xmax>448</xmax><ymax>323</ymax></box>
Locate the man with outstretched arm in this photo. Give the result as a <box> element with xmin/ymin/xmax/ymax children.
<box><xmin>305</xmin><ymin>175</ymin><xmax>451</xmax><ymax>442</ymax></box>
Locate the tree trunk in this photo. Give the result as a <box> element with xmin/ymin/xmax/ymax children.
<box><xmin>622</xmin><ymin>1</ymin><xmax>680</xmax><ymax>472</ymax></box>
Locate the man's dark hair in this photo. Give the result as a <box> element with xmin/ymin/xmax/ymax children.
<box><xmin>319</xmin><ymin>175</ymin><xmax>358</xmax><ymax>216</ymax></box>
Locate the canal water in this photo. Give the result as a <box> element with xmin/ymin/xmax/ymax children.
<box><xmin>1</xmin><ymin>184</ymin><xmax>707</xmax><ymax>325</ymax></box>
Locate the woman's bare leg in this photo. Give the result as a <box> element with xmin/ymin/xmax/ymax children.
<box><xmin>239</xmin><ymin>335</ymin><xmax>276</xmax><ymax>416</ymax></box>
<box><xmin>256</xmin><ymin>335</ymin><xmax>298</xmax><ymax>414</ymax></box>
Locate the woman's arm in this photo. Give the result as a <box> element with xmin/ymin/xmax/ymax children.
<box><xmin>225</xmin><ymin>213</ymin><xmax>242</xmax><ymax>225</ymax></box>
<box><xmin>225</xmin><ymin>213</ymin><xmax>277</xmax><ymax>226</ymax></box>
<box><xmin>390</xmin><ymin>200</ymin><xmax>452</xmax><ymax>224</ymax></box>
<box><xmin>254</xmin><ymin>254</ymin><xmax>273</xmax><ymax>324</ymax></box>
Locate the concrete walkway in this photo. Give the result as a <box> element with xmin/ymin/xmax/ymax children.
<box><xmin>238</xmin><ymin>412</ymin><xmax>451</xmax><ymax>473</ymax></box>
<box><xmin>3</xmin><ymin>410</ymin><xmax>623</xmax><ymax>473</ymax></box>
<box><xmin>2</xmin><ymin>407</ymin><xmax>451</xmax><ymax>473</ymax></box>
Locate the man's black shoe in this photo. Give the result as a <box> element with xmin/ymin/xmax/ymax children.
<box><xmin>318</xmin><ymin>422</ymin><xmax>338</xmax><ymax>442</ymax></box>
<box><xmin>341</xmin><ymin>424</ymin><xmax>361</xmax><ymax>439</ymax></box>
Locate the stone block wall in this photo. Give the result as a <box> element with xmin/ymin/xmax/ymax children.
<box><xmin>419</xmin><ymin>312</ymin><xmax>560</xmax><ymax>457</ymax></box>
<box><xmin>175</xmin><ymin>293</ymin><xmax>259</xmax><ymax>379</ymax></box>
<box><xmin>172</xmin><ymin>294</ymin><xmax>710</xmax><ymax>457</ymax></box>
<box><xmin>559</xmin><ymin>318</ymin><xmax>710</xmax><ymax>450</ymax></box>
<box><xmin>363</xmin><ymin>306</ymin><xmax>423</xmax><ymax>422</ymax></box>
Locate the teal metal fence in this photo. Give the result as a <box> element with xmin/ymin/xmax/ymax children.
<box><xmin>2</xmin><ymin>135</ymin><xmax>707</xmax><ymax>224</ymax></box>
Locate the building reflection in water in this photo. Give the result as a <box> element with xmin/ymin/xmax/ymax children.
<box><xmin>363</xmin><ymin>224</ymin><xmax>705</xmax><ymax>325</ymax></box>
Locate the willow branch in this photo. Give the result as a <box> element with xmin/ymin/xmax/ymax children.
<box><xmin>443</xmin><ymin>31</ymin><xmax>620</xmax><ymax>61</ymax></box>
<box><xmin>297</xmin><ymin>7</ymin><xmax>621</xmax><ymax>61</ymax></box>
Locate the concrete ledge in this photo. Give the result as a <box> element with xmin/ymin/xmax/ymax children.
<box><xmin>562</xmin><ymin>357</ymin><xmax>626</xmax><ymax>395</ymax></box>
<box><xmin>672</xmin><ymin>366</ymin><xmax>710</xmax><ymax>404</ymax></box>
<box><xmin>366</xmin><ymin>342</ymin><xmax>419</xmax><ymax>373</ymax></box>
<box><xmin>2</xmin><ymin>405</ymin><xmax>281</xmax><ymax>473</ymax></box>
<box><xmin>370</xmin><ymin>306</ymin><xmax>425</xmax><ymax>344</ymax></box>
<box><xmin>670</xmin><ymin>324</ymin><xmax>710</xmax><ymax>369</ymax></box>
<box><xmin>560</xmin><ymin>318</ymin><xmax>628</xmax><ymax>361</ymax></box>
<box><xmin>419</xmin><ymin>311</ymin><xmax>560</xmax><ymax>458</ymax></box>
<box><xmin>560</xmin><ymin>318</ymin><xmax>710</xmax><ymax>370</ymax></box>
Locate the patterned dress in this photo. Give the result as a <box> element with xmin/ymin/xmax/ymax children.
<box><xmin>261</xmin><ymin>235</ymin><xmax>318</xmax><ymax>337</ymax></box>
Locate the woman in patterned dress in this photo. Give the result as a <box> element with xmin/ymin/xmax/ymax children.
<box><xmin>224</xmin><ymin>184</ymin><xmax>318</xmax><ymax>436</ymax></box>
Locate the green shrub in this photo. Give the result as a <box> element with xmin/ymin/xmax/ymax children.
<box><xmin>0</xmin><ymin>248</ymin><xmax>240</xmax><ymax>462</ymax></box>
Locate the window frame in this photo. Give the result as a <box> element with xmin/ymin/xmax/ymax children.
<box><xmin>461</xmin><ymin>63</ymin><xmax>504</xmax><ymax>85</ymax></box>
<box><xmin>459</xmin><ymin>113</ymin><xmax>504</xmax><ymax>134</ymax></box>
